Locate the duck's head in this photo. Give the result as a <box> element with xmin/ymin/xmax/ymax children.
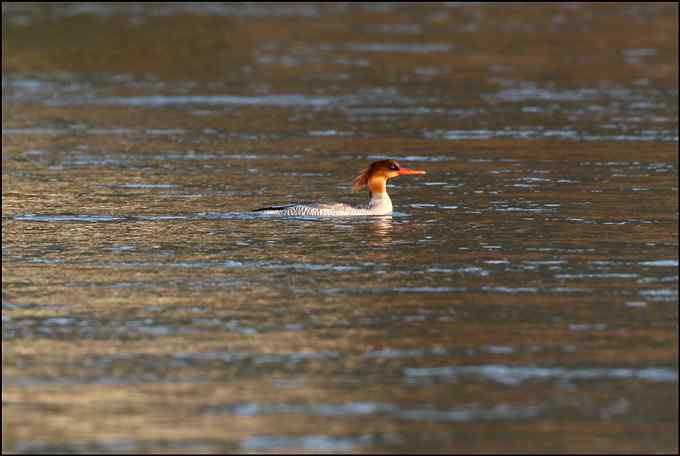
<box><xmin>352</xmin><ymin>159</ymin><xmax>426</xmax><ymax>193</ymax></box>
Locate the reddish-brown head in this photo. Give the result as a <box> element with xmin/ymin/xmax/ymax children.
<box><xmin>351</xmin><ymin>159</ymin><xmax>426</xmax><ymax>193</ymax></box>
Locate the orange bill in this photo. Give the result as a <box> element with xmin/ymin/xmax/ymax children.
<box><xmin>398</xmin><ymin>167</ymin><xmax>426</xmax><ymax>175</ymax></box>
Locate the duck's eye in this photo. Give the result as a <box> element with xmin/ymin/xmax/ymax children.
<box><xmin>388</xmin><ymin>163</ymin><xmax>399</xmax><ymax>171</ymax></box>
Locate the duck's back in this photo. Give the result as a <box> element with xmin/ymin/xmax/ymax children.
<box><xmin>253</xmin><ymin>200</ymin><xmax>390</xmax><ymax>217</ymax></box>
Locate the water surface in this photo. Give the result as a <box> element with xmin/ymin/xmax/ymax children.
<box><xmin>2</xmin><ymin>3</ymin><xmax>678</xmax><ymax>453</ymax></box>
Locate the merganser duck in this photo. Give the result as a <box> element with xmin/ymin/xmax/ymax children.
<box><xmin>253</xmin><ymin>159</ymin><xmax>425</xmax><ymax>216</ymax></box>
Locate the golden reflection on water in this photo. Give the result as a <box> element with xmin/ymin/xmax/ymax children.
<box><xmin>367</xmin><ymin>216</ymin><xmax>393</xmax><ymax>247</ymax></box>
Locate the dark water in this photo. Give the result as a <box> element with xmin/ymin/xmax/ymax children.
<box><xmin>2</xmin><ymin>3</ymin><xmax>678</xmax><ymax>453</ymax></box>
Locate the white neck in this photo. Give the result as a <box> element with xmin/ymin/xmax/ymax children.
<box><xmin>368</xmin><ymin>190</ymin><xmax>393</xmax><ymax>214</ymax></box>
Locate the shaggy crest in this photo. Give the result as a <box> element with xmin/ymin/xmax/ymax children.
<box><xmin>351</xmin><ymin>163</ymin><xmax>374</xmax><ymax>192</ymax></box>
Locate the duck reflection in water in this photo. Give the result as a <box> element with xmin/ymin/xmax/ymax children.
<box><xmin>367</xmin><ymin>215</ymin><xmax>393</xmax><ymax>247</ymax></box>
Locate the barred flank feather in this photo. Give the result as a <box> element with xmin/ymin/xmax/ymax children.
<box><xmin>252</xmin><ymin>204</ymin><xmax>298</xmax><ymax>212</ymax></box>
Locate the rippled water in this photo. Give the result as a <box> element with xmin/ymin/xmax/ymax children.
<box><xmin>2</xmin><ymin>3</ymin><xmax>678</xmax><ymax>453</ymax></box>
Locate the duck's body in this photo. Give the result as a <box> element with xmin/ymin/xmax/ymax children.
<box><xmin>254</xmin><ymin>193</ymin><xmax>393</xmax><ymax>217</ymax></box>
<box><xmin>253</xmin><ymin>159</ymin><xmax>424</xmax><ymax>217</ymax></box>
